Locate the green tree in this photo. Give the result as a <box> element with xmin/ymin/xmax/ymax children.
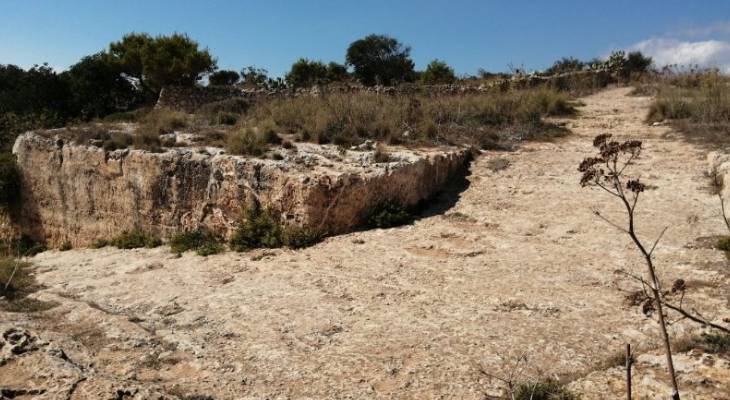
<box><xmin>108</xmin><ymin>33</ymin><xmax>217</xmax><ymax>93</ymax></box>
<box><xmin>240</xmin><ymin>66</ymin><xmax>271</xmax><ymax>89</ymax></box>
<box><xmin>285</xmin><ymin>58</ymin><xmax>329</xmax><ymax>88</ymax></box>
<box><xmin>64</xmin><ymin>53</ymin><xmax>140</xmax><ymax>119</ymax></box>
<box><xmin>420</xmin><ymin>59</ymin><xmax>456</xmax><ymax>84</ymax></box>
<box><xmin>209</xmin><ymin>69</ymin><xmax>240</xmax><ymax>86</ymax></box>
<box><xmin>326</xmin><ymin>62</ymin><xmax>349</xmax><ymax>82</ymax></box>
<box><xmin>345</xmin><ymin>34</ymin><xmax>415</xmax><ymax>86</ymax></box>
<box><xmin>625</xmin><ymin>51</ymin><xmax>653</xmax><ymax>75</ymax></box>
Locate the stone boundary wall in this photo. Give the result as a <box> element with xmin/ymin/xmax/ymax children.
<box><xmin>157</xmin><ymin>70</ymin><xmax>616</xmax><ymax>112</ymax></box>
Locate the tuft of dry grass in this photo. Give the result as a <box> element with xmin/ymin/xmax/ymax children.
<box><xmin>0</xmin><ymin>257</ymin><xmax>32</xmax><ymax>296</ymax></box>
<box><xmin>133</xmin><ymin>108</ymin><xmax>189</xmax><ymax>152</ymax></box>
<box><xmin>238</xmin><ymin>88</ymin><xmax>575</xmax><ymax>149</ymax></box>
<box><xmin>646</xmin><ymin>70</ymin><xmax>730</xmax><ymax>146</ymax></box>
<box><xmin>226</xmin><ymin>126</ymin><xmax>281</xmax><ymax>157</ymax></box>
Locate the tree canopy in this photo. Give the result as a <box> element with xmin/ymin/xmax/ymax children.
<box><xmin>346</xmin><ymin>34</ymin><xmax>415</xmax><ymax>86</ymax></box>
<box><xmin>108</xmin><ymin>33</ymin><xmax>216</xmax><ymax>93</ymax></box>
<box><xmin>420</xmin><ymin>60</ymin><xmax>456</xmax><ymax>84</ymax></box>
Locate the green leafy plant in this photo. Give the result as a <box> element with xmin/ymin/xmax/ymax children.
<box><xmin>109</xmin><ymin>230</ymin><xmax>161</xmax><ymax>249</ymax></box>
<box><xmin>420</xmin><ymin>59</ymin><xmax>456</xmax><ymax>84</ymax></box>
<box><xmin>169</xmin><ymin>229</ymin><xmax>224</xmax><ymax>256</ymax></box>
<box><xmin>230</xmin><ymin>207</ymin><xmax>283</xmax><ymax>251</ymax></box>
<box><xmin>367</xmin><ymin>201</ymin><xmax>411</xmax><ymax>229</ymax></box>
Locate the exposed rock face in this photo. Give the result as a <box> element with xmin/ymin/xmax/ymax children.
<box><xmin>12</xmin><ymin>132</ymin><xmax>470</xmax><ymax>246</ymax></box>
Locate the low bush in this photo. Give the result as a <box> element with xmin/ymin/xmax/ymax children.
<box><xmin>513</xmin><ymin>378</ymin><xmax>577</xmax><ymax>400</ymax></box>
<box><xmin>169</xmin><ymin>229</ymin><xmax>224</xmax><ymax>256</ymax></box>
<box><xmin>109</xmin><ymin>230</ymin><xmax>162</xmax><ymax>249</ymax></box>
<box><xmin>230</xmin><ymin>207</ymin><xmax>283</xmax><ymax>251</ymax></box>
<box><xmin>696</xmin><ymin>332</ymin><xmax>730</xmax><ymax>354</ymax></box>
<box><xmin>59</xmin><ymin>241</ymin><xmax>72</xmax><ymax>251</ymax></box>
<box><xmin>0</xmin><ymin>258</ymin><xmax>33</xmax><ymax>299</ymax></box>
<box><xmin>132</xmin><ymin>108</ymin><xmax>188</xmax><ymax>152</ymax></box>
<box><xmin>282</xmin><ymin>226</ymin><xmax>322</xmax><ymax>249</ymax></box>
<box><xmin>230</xmin><ymin>207</ymin><xmax>322</xmax><ymax>251</ymax></box>
<box><xmin>367</xmin><ymin>201</ymin><xmax>411</xmax><ymax>229</ymax></box>
<box><xmin>716</xmin><ymin>236</ymin><xmax>730</xmax><ymax>252</ymax></box>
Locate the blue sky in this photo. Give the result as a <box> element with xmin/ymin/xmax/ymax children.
<box><xmin>2</xmin><ymin>0</ymin><xmax>730</xmax><ymax>76</ymax></box>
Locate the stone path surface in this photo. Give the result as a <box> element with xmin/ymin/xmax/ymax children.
<box><xmin>2</xmin><ymin>87</ymin><xmax>730</xmax><ymax>399</ymax></box>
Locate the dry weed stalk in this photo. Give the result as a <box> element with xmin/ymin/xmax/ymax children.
<box><xmin>579</xmin><ymin>133</ymin><xmax>680</xmax><ymax>399</ymax></box>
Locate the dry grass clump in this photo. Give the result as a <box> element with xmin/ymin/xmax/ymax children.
<box><xmin>238</xmin><ymin>88</ymin><xmax>574</xmax><ymax>149</ymax></box>
<box><xmin>646</xmin><ymin>70</ymin><xmax>730</xmax><ymax>146</ymax></box>
<box><xmin>92</xmin><ymin>230</ymin><xmax>162</xmax><ymax>249</ymax></box>
<box><xmin>132</xmin><ymin>108</ymin><xmax>189</xmax><ymax>151</ymax></box>
<box><xmin>0</xmin><ymin>257</ymin><xmax>33</xmax><ymax>299</ymax></box>
<box><xmin>226</xmin><ymin>126</ymin><xmax>281</xmax><ymax>157</ymax></box>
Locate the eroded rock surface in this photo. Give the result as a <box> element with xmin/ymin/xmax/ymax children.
<box><xmin>2</xmin><ymin>88</ymin><xmax>730</xmax><ymax>399</ymax></box>
<box><xmin>12</xmin><ymin>133</ymin><xmax>469</xmax><ymax>246</ymax></box>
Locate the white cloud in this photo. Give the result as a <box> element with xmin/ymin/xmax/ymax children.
<box><xmin>629</xmin><ymin>37</ymin><xmax>730</xmax><ymax>73</ymax></box>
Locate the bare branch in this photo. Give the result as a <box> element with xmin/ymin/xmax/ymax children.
<box><xmin>648</xmin><ymin>227</ymin><xmax>669</xmax><ymax>257</ymax></box>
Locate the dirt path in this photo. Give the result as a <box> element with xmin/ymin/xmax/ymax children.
<box><xmin>2</xmin><ymin>87</ymin><xmax>730</xmax><ymax>399</ymax></box>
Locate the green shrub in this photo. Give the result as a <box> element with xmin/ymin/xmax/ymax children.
<box><xmin>59</xmin><ymin>241</ymin><xmax>72</xmax><ymax>251</ymax></box>
<box><xmin>696</xmin><ymin>332</ymin><xmax>730</xmax><ymax>354</ymax></box>
<box><xmin>0</xmin><ymin>153</ymin><xmax>20</xmax><ymax>208</ymax></box>
<box><xmin>230</xmin><ymin>207</ymin><xmax>283</xmax><ymax>251</ymax></box>
<box><xmin>286</xmin><ymin>58</ymin><xmax>329</xmax><ymax>88</ymax></box>
<box><xmin>420</xmin><ymin>59</ymin><xmax>456</xmax><ymax>85</ymax></box>
<box><xmin>0</xmin><ymin>258</ymin><xmax>33</xmax><ymax>299</ymax></box>
<box><xmin>169</xmin><ymin>229</ymin><xmax>223</xmax><ymax>256</ymax></box>
<box><xmin>514</xmin><ymin>379</ymin><xmax>577</xmax><ymax>400</ymax></box>
<box><xmin>367</xmin><ymin>201</ymin><xmax>411</xmax><ymax>229</ymax></box>
<box><xmin>716</xmin><ymin>236</ymin><xmax>730</xmax><ymax>252</ymax></box>
<box><xmin>110</xmin><ymin>230</ymin><xmax>161</xmax><ymax>249</ymax></box>
<box><xmin>230</xmin><ymin>207</ymin><xmax>322</xmax><ymax>251</ymax></box>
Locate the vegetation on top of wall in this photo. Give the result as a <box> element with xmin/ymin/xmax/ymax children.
<box><xmin>420</xmin><ymin>60</ymin><xmax>457</xmax><ymax>85</ymax></box>
<box><xmin>346</xmin><ymin>34</ymin><xmax>415</xmax><ymax>86</ymax></box>
<box><xmin>238</xmin><ymin>86</ymin><xmax>575</xmax><ymax>149</ymax></box>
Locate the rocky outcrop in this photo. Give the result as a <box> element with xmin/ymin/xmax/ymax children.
<box><xmin>12</xmin><ymin>132</ymin><xmax>470</xmax><ymax>247</ymax></box>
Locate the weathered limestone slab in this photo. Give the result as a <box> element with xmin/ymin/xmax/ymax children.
<box><xmin>13</xmin><ymin>132</ymin><xmax>470</xmax><ymax>246</ymax></box>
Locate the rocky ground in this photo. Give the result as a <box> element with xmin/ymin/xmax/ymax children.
<box><xmin>2</xmin><ymin>87</ymin><xmax>730</xmax><ymax>399</ymax></box>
